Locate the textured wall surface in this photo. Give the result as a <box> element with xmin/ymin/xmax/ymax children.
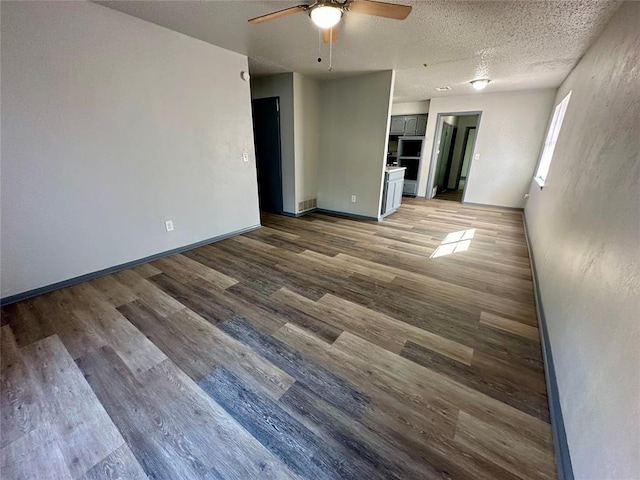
<box><xmin>1</xmin><ymin>2</ymin><xmax>260</xmax><ymax>298</ymax></box>
<box><xmin>250</xmin><ymin>73</ymin><xmax>296</xmax><ymax>214</ymax></box>
<box><xmin>293</xmin><ymin>73</ymin><xmax>320</xmax><ymax>213</ymax></box>
<box><xmin>525</xmin><ymin>2</ymin><xmax>639</xmax><ymax>478</ymax></box>
<box><xmin>419</xmin><ymin>90</ymin><xmax>555</xmax><ymax>207</ymax></box>
<box><xmin>317</xmin><ymin>71</ymin><xmax>394</xmax><ymax>218</ymax></box>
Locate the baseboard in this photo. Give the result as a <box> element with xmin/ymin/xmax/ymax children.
<box><xmin>523</xmin><ymin>214</ymin><xmax>574</xmax><ymax>480</ymax></box>
<box><xmin>281</xmin><ymin>208</ymin><xmax>317</xmax><ymax>218</ymax></box>
<box><xmin>461</xmin><ymin>200</ymin><xmax>524</xmax><ymax>211</ymax></box>
<box><xmin>0</xmin><ymin>224</ymin><xmax>261</xmax><ymax>306</ymax></box>
<box><xmin>316</xmin><ymin>208</ymin><xmax>379</xmax><ymax>222</ymax></box>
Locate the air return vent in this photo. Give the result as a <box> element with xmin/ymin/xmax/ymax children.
<box><xmin>298</xmin><ymin>198</ymin><xmax>317</xmax><ymax>213</ymax></box>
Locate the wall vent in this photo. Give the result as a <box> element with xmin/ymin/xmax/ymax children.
<box><xmin>298</xmin><ymin>198</ymin><xmax>317</xmax><ymax>213</ymax></box>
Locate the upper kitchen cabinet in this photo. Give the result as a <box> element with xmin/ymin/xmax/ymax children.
<box><xmin>416</xmin><ymin>115</ymin><xmax>428</xmax><ymax>136</ymax></box>
<box><xmin>389</xmin><ymin>114</ymin><xmax>428</xmax><ymax>136</ymax></box>
<box><xmin>390</xmin><ymin>116</ymin><xmax>406</xmax><ymax>135</ymax></box>
<box><xmin>404</xmin><ymin>116</ymin><xmax>418</xmax><ymax>135</ymax></box>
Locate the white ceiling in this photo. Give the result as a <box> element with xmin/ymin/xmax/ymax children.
<box><xmin>97</xmin><ymin>0</ymin><xmax>620</xmax><ymax>102</ymax></box>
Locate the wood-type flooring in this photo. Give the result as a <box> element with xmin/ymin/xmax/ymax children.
<box><xmin>1</xmin><ymin>198</ymin><xmax>556</xmax><ymax>479</ymax></box>
<box><xmin>434</xmin><ymin>189</ymin><xmax>464</xmax><ymax>203</ymax></box>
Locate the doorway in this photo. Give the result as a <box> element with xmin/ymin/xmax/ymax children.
<box><xmin>434</xmin><ymin>121</ymin><xmax>457</xmax><ymax>198</ymax></box>
<box><xmin>457</xmin><ymin>127</ymin><xmax>476</xmax><ymax>191</ymax></box>
<box><xmin>427</xmin><ymin>112</ymin><xmax>481</xmax><ymax>203</ymax></box>
<box><xmin>251</xmin><ymin>97</ymin><xmax>284</xmax><ymax>213</ymax></box>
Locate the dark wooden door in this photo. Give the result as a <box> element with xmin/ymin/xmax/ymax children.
<box><xmin>435</xmin><ymin>122</ymin><xmax>456</xmax><ymax>192</ymax></box>
<box><xmin>252</xmin><ymin>97</ymin><xmax>283</xmax><ymax>213</ymax></box>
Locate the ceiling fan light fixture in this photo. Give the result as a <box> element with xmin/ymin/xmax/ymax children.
<box><xmin>471</xmin><ymin>79</ymin><xmax>490</xmax><ymax>91</ymax></box>
<box><xmin>310</xmin><ymin>5</ymin><xmax>343</xmax><ymax>29</ymax></box>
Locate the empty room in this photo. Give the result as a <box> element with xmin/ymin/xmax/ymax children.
<box><xmin>1</xmin><ymin>1</ymin><xmax>638</xmax><ymax>479</ymax></box>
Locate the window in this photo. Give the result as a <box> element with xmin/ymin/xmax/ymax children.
<box><xmin>534</xmin><ymin>91</ymin><xmax>571</xmax><ymax>187</ymax></box>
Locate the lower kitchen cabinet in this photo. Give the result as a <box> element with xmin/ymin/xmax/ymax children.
<box><xmin>402</xmin><ymin>179</ymin><xmax>418</xmax><ymax>196</ymax></box>
<box><xmin>381</xmin><ymin>168</ymin><xmax>406</xmax><ymax>217</ymax></box>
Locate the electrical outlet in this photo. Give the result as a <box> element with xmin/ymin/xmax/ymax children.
<box><xmin>351</xmin><ymin>195</ymin><xmax>357</xmax><ymax>203</ymax></box>
<box><xmin>242</xmin><ymin>152</ymin><xmax>249</xmax><ymax>163</ymax></box>
<box><xmin>165</xmin><ymin>220</ymin><xmax>174</xmax><ymax>232</ymax></box>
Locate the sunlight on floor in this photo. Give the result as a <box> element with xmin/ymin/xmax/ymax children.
<box><xmin>430</xmin><ymin>228</ymin><xmax>476</xmax><ymax>258</ymax></box>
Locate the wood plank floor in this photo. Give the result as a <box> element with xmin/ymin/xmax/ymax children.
<box><xmin>1</xmin><ymin>198</ymin><xmax>556</xmax><ymax>479</ymax></box>
<box><xmin>434</xmin><ymin>189</ymin><xmax>464</xmax><ymax>202</ymax></box>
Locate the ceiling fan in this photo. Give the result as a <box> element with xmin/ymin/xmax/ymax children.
<box><xmin>248</xmin><ymin>0</ymin><xmax>412</xmax><ymax>44</ymax></box>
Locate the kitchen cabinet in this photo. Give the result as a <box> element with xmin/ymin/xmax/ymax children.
<box><xmin>416</xmin><ymin>115</ymin><xmax>428</xmax><ymax>135</ymax></box>
<box><xmin>390</xmin><ymin>117</ymin><xmax>405</xmax><ymax>135</ymax></box>
<box><xmin>389</xmin><ymin>114</ymin><xmax>427</xmax><ymax>136</ymax></box>
<box><xmin>381</xmin><ymin>167</ymin><xmax>406</xmax><ymax>217</ymax></box>
<box><xmin>402</xmin><ymin>180</ymin><xmax>418</xmax><ymax>196</ymax></box>
<box><xmin>404</xmin><ymin>116</ymin><xmax>418</xmax><ymax>135</ymax></box>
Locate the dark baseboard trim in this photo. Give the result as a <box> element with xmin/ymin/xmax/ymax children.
<box><xmin>0</xmin><ymin>224</ymin><xmax>261</xmax><ymax>307</ymax></box>
<box><xmin>462</xmin><ymin>201</ymin><xmax>524</xmax><ymax>211</ymax></box>
<box><xmin>316</xmin><ymin>208</ymin><xmax>379</xmax><ymax>222</ymax></box>
<box><xmin>522</xmin><ymin>214</ymin><xmax>574</xmax><ymax>480</ymax></box>
<box><xmin>281</xmin><ymin>208</ymin><xmax>317</xmax><ymax>218</ymax></box>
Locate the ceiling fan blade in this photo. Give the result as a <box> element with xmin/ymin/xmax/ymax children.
<box><xmin>347</xmin><ymin>0</ymin><xmax>412</xmax><ymax>20</ymax></box>
<box><xmin>322</xmin><ymin>27</ymin><xmax>339</xmax><ymax>44</ymax></box>
<box><xmin>248</xmin><ymin>5</ymin><xmax>307</xmax><ymax>25</ymax></box>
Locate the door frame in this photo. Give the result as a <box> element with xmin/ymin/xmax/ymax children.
<box><xmin>425</xmin><ymin>111</ymin><xmax>482</xmax><ymax>203</ymax></box>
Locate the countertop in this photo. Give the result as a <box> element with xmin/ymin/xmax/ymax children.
<box><xmin>385</xmin><ymin>166</ymin><xmax>407</xmax><ymax>173</ymax></box>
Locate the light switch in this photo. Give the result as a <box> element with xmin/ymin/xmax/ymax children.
<box><xmin>474</xmin><ymin>153</ymin><xmax>480</xmax><ymax>160</ymax></box>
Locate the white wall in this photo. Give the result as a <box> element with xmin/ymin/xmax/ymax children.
<box><xmin>525</xmin><ymin>3</ymin><xmax>639</xmax><ymax>478</ymax></box>
<box><xmin>293</xmin><ymin>73</ymin><xmax>320</xmax><ymax>213</ymax></box>
<box><xmin>391</xmin><ymin>100</ymin><xmax>430</xmax><ymax>115</ymax></box>
<box><xmin>250</xmin><ymin>73</ymin><xmax>296</xmax><ymax>214</ymax></box>
<box><xmin>441</xmin><ymin>115</ymin><xmax>458</xmax><ymax>127</ymax></box>
<box><xmin>317</xmin><ymin>71</ymin><xmax>394</xmax><ymax>219</ymax></box>
<box><xmin>0</xmin><ymin>1</ymin><xmax>260</xmax><ymax>299</ymax></box>
<box><xmin>419</xmin><ymin>90</ymin><xmax>555</xmax><ymax>207</ymax></box>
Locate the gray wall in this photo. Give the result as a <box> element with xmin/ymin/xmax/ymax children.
<box><xmin>317</xmin><ymin>71</ymin><xmax>395</xmax><ymax>218</ymax></box>
<box><xmin>420</xmin><ymin>90</ymin><xmax>555</xmax><ymax>207</ymax></box>
<box><xmin>525</xmin><ymin>3</ymin><xmax>639</xmax><ymax>478</ymax></box>
<box><xmin>250</xmin><ymin>73</ymin><xmax>296</xmax><ymax>214</ymax></box>
<box><xmin>1</xmin><ymin>1</ymin><xmax>260</xmax><ymax>299</ymax></box>
<box><xmin>293</xmin><ymin>73</ymin><xmax>320</xmax><ymax>213</ymax></box>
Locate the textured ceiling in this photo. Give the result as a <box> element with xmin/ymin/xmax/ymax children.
<box><xmin>97</xmin><ymin>0</ymin><xmax>620</xmax><ymax>102</ymax></box>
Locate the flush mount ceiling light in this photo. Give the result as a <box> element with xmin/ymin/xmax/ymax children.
<box><xmin>310</xmin><ymin>4</ymin><xmax>343</xmax><ymax>29</ymax></box>
<box><xmin>470</xmin><ymin>79</ymin><xmax>490</xmax><ymax>91</ymax></box>
<box><xmin>435</xmin><ymin>86</ymin><xmax>451</xmax><ymax>91</ymax></box>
